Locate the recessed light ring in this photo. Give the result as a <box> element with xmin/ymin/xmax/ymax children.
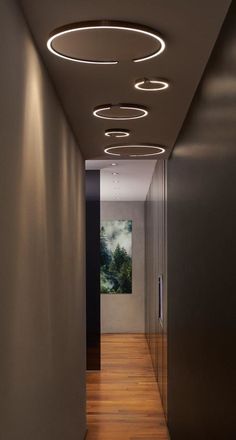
<box><xmin>135</xmin><ymin>78</ymin><xmax>169</xmax><ymax>91</ymax></box>
<box><xmin>105</xmin><ymin>129</ymin><xmax>130</xmax><ymax>138</ymax></box>
<box><xmin>93</xmin><ymin>105</ymin><xmax>148</xmax><ymax>120</ymax></box>
<box><xmin>47</xmin><ymin>20</ymin><xmax>165</xmax><ymax>64</ymax></box>
<box><xmin>104</xmin><ymin>144</ymin><xmax>166</xmax><ymax>157</ymax></box>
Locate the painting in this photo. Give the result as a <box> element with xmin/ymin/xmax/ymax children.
<box><xmin>100</xmin><ymin>220</ymin><xmax>132</xmax><ymax>294</ymax></box>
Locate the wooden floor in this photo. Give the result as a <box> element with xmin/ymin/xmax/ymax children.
<box><xmin>86</xmin><ymin>334</ymin><xmax>169</xmax><ymax>440</ymax></box>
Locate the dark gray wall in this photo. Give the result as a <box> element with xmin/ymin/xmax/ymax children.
<box><xmin>167</xmin><ymin>3</ymin><xmax>236</xmax><ymax>439</ymax></box>
<box><xmin>86</xmin><ymin>171</ymin><xmax>101</xmax><ymax>370</ymax></box>
<box><xmin>145</xmin><ymin>160</ymin><xmax>167</xmax><ymax>416</ymax></box>
<box><xmin>0</xmin><ymin>1</ymin><xmax>86</xmax><ymax>439</ymax></box>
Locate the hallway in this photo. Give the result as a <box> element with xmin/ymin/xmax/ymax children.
<box><xmin>86</xmin><ymin>334</ymin><xmax>169</xmax><ymax>440</ymax></box>
<box><xmin>1</xmin><ymin>1</ymin><xmax>236</xmax><ymax>439</ymax></box>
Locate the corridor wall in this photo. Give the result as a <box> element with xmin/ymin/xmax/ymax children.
<box><xmin>167</xmin><ymin>3</ymin><xmax>236</xmax><ymax>439</ymax></box>
<box><xmin>0</xmin><ymin>1</ymin><xmax>86</xmax><ymax>439</ymax></box>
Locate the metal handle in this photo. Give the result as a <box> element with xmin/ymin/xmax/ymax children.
<box><xmin>158</xmin><ymin>274</ymin><xmax>163</xmax><ymax>327</ymax></box>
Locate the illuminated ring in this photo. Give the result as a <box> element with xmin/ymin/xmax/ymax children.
<box><xmin>105</xmin><ymin>129</ymin><xmax>130</xmax><ymax>138</ymax></box>
<box><xmin>104</xmin><ymin>145</ymin><xmax>166</xmax><ymax>157</ymax></box>
<box><xmin>93</xmin><ymin>105</ymin><xmax>148</xmax><ymax>120</ymax></box>
<box><xmin>47</xmin><ymin>21</ymin><xmax>165</xmax><ymax>64</ymax></box>
<box><xmin>135</xmin><ymin>78</ymin><xmax>169</xmax><ymax>91</ymax></box>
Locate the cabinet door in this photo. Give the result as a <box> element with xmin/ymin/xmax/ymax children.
<box><xmin>155</xmin><ymin>161</ymin><xmax>167</xmax><ymax>414</ymax></box>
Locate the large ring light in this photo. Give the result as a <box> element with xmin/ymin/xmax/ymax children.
<box><xmin>104</xmin><ymin>145</ymin><xmax>166</xmax><ymax>157</ymax></box>
<box><xmin>47</xmin><ymin>21</ymin><xmax>165</xmax><ymax>64</ymax></box>
<box><xmin>135</xmin><ymin>78</ymin><xmax>169</xmax><ymax>91</ymax></box>
<box><xmin>93</xmin><ymin>105</ymin><xmax>148</xmax><ymax>120</ymax></box>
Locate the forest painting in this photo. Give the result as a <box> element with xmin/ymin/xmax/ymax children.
<box><xmin>100</xmin><ymin>220</ymin><xmax>132</xmax><ymax>294</ymax></box>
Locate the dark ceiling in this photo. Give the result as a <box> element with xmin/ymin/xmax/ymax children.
<box><xmin>19</xmin><ymin>0</ymin><xmax>230</xmax><ymax>160</ymax></box>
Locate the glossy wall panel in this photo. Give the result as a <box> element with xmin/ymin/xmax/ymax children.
<box><xmin>167</xmin><ymin>3</ymin><xmax>236</xmax><ymax>439</ymax></box>
<box><xmin>86</xmin><ymin>171</ymin><xmax>101</xmax><ymax>370</ymax></box>
<box><xmin>145</xmin><ymin>160</ymin><xmax>167</xmax><ymax>416</ymax></box>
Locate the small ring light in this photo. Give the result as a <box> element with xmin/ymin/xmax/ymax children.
<box><xmin>93</xmin><ymin>105</ymin><xmax>148</xmax><ymax>120</ymax></box>
<box><xmin>135</xmin><ymin>78</ymin><xmax>169</xmax><ymax>91</ymax></box>
<box><xmin>105</xmin><ymin>129</ymin><xmax>130</xmax><ymax>138</ymax></box>
<box><xmin>104</xmin><ymin>145</ymin><xmax>166</xmax><ymax>157</ymax></box>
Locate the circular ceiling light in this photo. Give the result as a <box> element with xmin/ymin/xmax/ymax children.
<box><xmin>47</xmin><ymin>21</ymin><xmax>165</xmax><ymax>64</ymax></box>
<box><xmin>94</xmin><ymin>105</ymin><xmax>148</xmax><ymax>120</ymax></box>
<box><xmin>135</xmin><ymin>78</ymin><xmax>169</xmax><ymax>91</ymax></box>
<box><xmin>104</xmin><ymin>145</ymin><xmax>166</xmax><ymax>157</ymax></box>
<box><xmin>105</xmin><ymin>129</ymin><xmax>130</xmax><ymax>138</ymax></box>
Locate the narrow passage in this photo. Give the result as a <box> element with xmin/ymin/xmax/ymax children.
<box><xmin>86</xmin><ymin>334</ymin><xmax>169</xmax><ymax>440</ymax></box>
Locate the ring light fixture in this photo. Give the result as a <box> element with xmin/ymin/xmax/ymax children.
<box><xmin>104</xmin><ymin>145</ymin><xmax>166</xmax><ymax>157</ymax></box>
<box><xmin>93</xmin><ymin>105</ymin><xmax>148</xmax><ymax>120</ymax></box>
<box><xmin>105</xmin><ymin>129</ymin><xmax>130</xmax><ymax>138</ymax></box>
<box><xmin>135</xmin><ymin>78</ymin><xmax>169</xmax><ymax>91</ymax></box>
<box><xmin>47</xmin><ymin>21</ymin><xmax>165</xmax><ymax>64</ymax></box>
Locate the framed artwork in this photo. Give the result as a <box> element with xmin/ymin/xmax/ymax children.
<box><xmin>100</xmin><ymin>220</ymin><xmax>132</xmax><ymax>294</ymax></box>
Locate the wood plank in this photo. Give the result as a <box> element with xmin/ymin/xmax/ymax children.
<box><xmin>86</xmin><ymin>334</ymin><xmax>169</xmax><ymax>440</ymax></box>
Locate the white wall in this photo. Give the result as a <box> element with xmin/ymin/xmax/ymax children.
<box><xmin>0</xmin><ymin>1</ymin><xmax>86</xmax><ymax>439</ymax></box>
<box><xmin>101</xmin><ymin>202</ymin><xmax>145</xmax><ymax>333</ymax></box>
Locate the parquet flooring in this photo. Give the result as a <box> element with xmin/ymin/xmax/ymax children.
<box><xmin>86</xmin><ymin>334</ymin><xmax>169</xmax><ymax>440</ymax></box>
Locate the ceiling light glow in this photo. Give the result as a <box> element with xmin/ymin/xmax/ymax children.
<box><xmin>105</xmin><ymin>129</ymin><xmax>130</xmax><ymax>138</ymax></box>
<box><xmin>93</xmin><ymin>105</ymin><xmax>148</xmax><ymax>120</ymax></box>
<box><xmin>135</xmin><ymin>78</ymin><xmax>169</xmax><ymax>91</ymax></box>
<box><xmin>47</xmin><ymin>21</ymin><xmax>165</xmax><ymax>64</ymax></box>
<box><xmin>104</xmin><ymin>145</ymin><xmax>166</xmax><ymax>157</ymax></box>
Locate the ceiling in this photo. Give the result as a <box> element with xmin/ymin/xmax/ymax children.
<box><xmin>86</xmin><ymin>160</ymin><xmax>156</xmax><ymax>201</ymax></box>
<box><xmin>20</xmin><ymin>0</ymin><xmax>230</xmax><ymax>160</ymax></box>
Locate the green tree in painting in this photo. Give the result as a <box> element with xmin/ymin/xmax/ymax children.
<box><xmin>118</xmin><ymin>260</ymin><xmax>132</xmax><ymax>293</ymax></box>
<box><xmin>100</xmin><ymin>226</ymin><xmax>113</xmax><ymax>293</ymax></box>
<box><xmin>100</xmin><ymin>226</ymin><xmax>111</xmax><ymax>269</ymax></box>
<box><xmin>100</xmin><ymin>220</ymin><xmax>132</xmax><ymax>294</ymax></box>
<box><xmin>110</xmin><ymin>244</ymin><xmax>132</xmax><ymax>293</ymax></box>
<box><xmin>110</xmin><ymin>244</ymin><xmax>128</xmax><ymax>272</ymax></box>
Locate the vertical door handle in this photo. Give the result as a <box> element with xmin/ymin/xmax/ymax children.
<box><xmin>158</xmin><ymin>274</ymin><xmax>163</xmax><ymax>327</ymax></box>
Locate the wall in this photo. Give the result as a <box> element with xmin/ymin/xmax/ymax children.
<box><xmin>101</xmin><ymin>202</ymin><xmax>145</xmax><ymax>333</ymax></box>
<box><xmin>0</xmin><ymin>1</ymin><xmax>86</xmax><ymax>439</ymax></box>
<box><xmin>145</xmin><ymin>160</ymin><xmax>167</xmax><ymax>416</ymax></box>
<box><xmin>86</xmin><ymin>171</ymin><xmax>101</xmax><ymax>370</ymax></box>
<box><xmin>167</xmin><ymin>3</ymin><xmax>236</xmax><ymax>439</ymax></box>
